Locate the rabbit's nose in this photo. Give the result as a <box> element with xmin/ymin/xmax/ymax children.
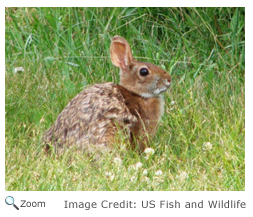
<box><xmin>163</xmin><ymin>70</ymin><xmax>171</xmax><ymax>83</ymax></box>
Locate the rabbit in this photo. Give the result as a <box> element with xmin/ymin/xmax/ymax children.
<box><xmin>44</xmin><ymin>36</ymin><xmax>171</xmax><ymax>155</ymax></box>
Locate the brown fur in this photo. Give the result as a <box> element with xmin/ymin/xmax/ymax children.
<box><xmin>44</xmin><ymin>36</ymin><xmax>171</xmax><ymax>154</ymax></box>
<box><xmin>116</xmin><ymin>84</ymin><xmax>163</xmax><ymax>151</ymax></box>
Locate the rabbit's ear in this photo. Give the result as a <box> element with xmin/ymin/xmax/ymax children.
<box><xmin>110</xmin><ymin>36</ymin><xmax>134</xmax><ymax>71</ymax></box>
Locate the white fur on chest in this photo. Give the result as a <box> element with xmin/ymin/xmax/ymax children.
<box><xmin>158</xmin><ymin>95</ymin><xmax>165</xmax><ymax>120</ymax></box>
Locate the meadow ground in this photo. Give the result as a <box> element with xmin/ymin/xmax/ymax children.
<box><xmin>5</xmin><ymin>7</ymin><xmax>245</xmax><ymax>190</ymax></box>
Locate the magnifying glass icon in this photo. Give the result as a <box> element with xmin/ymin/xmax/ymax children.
<box><xmin>5</xmin><ymin>196</ymin><xmax>19</xmax><ymax>210</ymax></box>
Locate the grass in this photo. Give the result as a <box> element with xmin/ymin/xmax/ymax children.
<box><xmin>5</xmin><ymin>7</ymin><xmax>245</xmax><ymax>191</ymax></box>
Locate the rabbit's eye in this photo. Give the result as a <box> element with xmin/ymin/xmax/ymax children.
<box><xmin>139</xmin><ymin>68</ymin><xmax>149</xmax><ymax>76</ymax></box>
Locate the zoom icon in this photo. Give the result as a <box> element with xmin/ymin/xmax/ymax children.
<box><xmin>5</xmin><ymin>196</ymin><xmax>19</xmax><ymax>210</ymax></box>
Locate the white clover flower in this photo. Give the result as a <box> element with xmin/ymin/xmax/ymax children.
<box><xmin>144</xmin><ymin>148</ymin><xmax>155</xmax><ymax>159</ymax></box>
<box><xmin>113</xmin><ymin>157</ymin><xmax>122</xmax><ymax>166</ymax></box>
<box><xmin>130</xmin><ymin>176</ymin><xmax>136</xmax><ymax>182</ymax></box>
<box><xmin>144</xmin><ymin>147</ymin><xmax>155</xmax><ymax>155</ymax></box>
<box><xmin>105</xmin><ymin>172</ymin><xmax>115</xmax><ymax>181</ymax></box>
<box><xmin>202</xmin><ymin>142</ymin><xmax>212</xmax><ymax>151</ymax></box>
<box><xmin>143</xmin><ymin>169</ymin><xmax>148</xmax><ymax>175</ymax></box>
<box><xmin>128</xmin><ymin>162</ymin><xmax>143</xmax><ymax>172</ymax></box>
<box><xmin>169</xmin><ymin>101</ymin><xmax>176</xmax><ymax>110</ymax></box>
<box><xmin>105</xmin><ymin>172</ymin><xmax>112</xmax><ymax>177</ymax></box>
<box><xmin>14</xmin><ymin>67</ymin><xmax>24</xmax><ymax>74</ymax></box>
<box><xmin>155</xmin><ymin>170</ymin><xmax>163</xmax><ymax>176</ymax></box>
<box><xmin>135</xmin><ymin>162</ymin><xmax>143</xmax><ymax>169</ymax></box>
<box><xmin>179</xmin><ymin>171</ymin><xmax>188</xmax><ymax>181</ymax></box>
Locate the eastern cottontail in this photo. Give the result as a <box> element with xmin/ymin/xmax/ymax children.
<box><xmin>44</xmin><ymin>36</ymin><xmax>171</xmax><ymax>154</ymax></box>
